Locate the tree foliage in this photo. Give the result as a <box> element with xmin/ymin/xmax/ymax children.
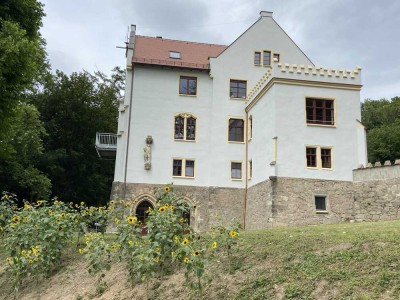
<box><xmin>0</xmin><ymin>104</ymin><xmax>51</xmax><ymax>200</ymax></box>
<box><xmin>0</xmin><ymin>0</ymin><xmax>47</xmax><ymax>133</ymax></box>
<box><xmin>33</xmin><ymin>68</ymin><xmax>124</xmax><ymax>205</ymax></box>
<box><xmin>361</xmin><ymin>96</ymin><xmax>400</xmax><ymax>163</ymax></box>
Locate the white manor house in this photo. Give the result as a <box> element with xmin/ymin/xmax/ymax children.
<box><xmin>95</xmin><ymin>11</ymin><xmax>392</xmax><ymax>232</ymax></box>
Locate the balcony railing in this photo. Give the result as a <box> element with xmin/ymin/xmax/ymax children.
<box><xmin>95</xmin><ymin>133</ymin><xmax>117</xmax><ymax>159</ymax></box>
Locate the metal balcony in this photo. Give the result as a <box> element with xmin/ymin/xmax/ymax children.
<box><xmin>95</xmin><ymin>133</ymin><xmax>117</xmax><ymax>159</ymax></box>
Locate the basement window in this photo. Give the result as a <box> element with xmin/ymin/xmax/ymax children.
<box><xmin>315</xmin><ymin>196</ymin><xmax>327</xmax><ymax>212</ymax></box>
<box><xmin>169</xmin><ymin>51</ymin><xmax>181</xmax><ymax>59</ymax></box>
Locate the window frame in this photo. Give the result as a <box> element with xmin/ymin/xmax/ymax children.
<box><xmin>172</xmin><ymin>158</ymin><xmax>196</xmax><ymax>178</ymax></box>
<box><xmin>305</xmin><ymin>145</ymin><xmax>334</xmax><ymax>170</ymax></box>
<box><xmin>305</xmin><ymin>97</ymin><xmax>335</xmax><ymax>126</ymax></box>
<box><xmin>228</xmin><ymin>117</ymin><xmax>245</xmax><ymax>143</ymax></box>
<box><xmin>248</xmin><ymin>115</ymin><xmax>253</xmax><ymax>141</ymax></box>
<box><xmin>230</xmin><ymin>161</ymin><xmax>243</xmax><ymax>180</ymax></box>
<box><xmin>314</xmin><ymin>195</ymin><xmax>328</xmax><ymax>213</ymax></box>
<box><xmin>229</xmin><ymin>79</ymin><xmax>247</xmax><ymax>99</ymax></box>
<box><xmin>179</xmin><ymin>76</ymin><xmax>197</xmax><ymax>96</ymax></box>
<box><xmin>254</xmin><ymin>51</ymin><xmax>261</xmax><ymax>65</ymax></box>
<box><xmin>174</xmin><ymin>113</ymin><xmax>197</xmax><ymax>142</ymax></box>
<box><xmin>263</xmin><ymin>50</ymin><xmax>271</xmax><ymax>66</ymax></box>
<box><xmin>248</xmin><ymin>159</ymin><xmax>252</xmax><ymax>180</ymax></box>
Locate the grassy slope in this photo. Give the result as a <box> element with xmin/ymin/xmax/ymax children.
<box><xmin>1</xmin><ymin>221</ymin><xmax>400</xmax><ymax>299</ymax></box>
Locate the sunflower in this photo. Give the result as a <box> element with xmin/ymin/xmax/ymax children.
<box><xmin>110</xmin><ymin>200</ymin><xmax>115</xmax><ymax>205</ymax></box>
<box><xmin>173</xmin><ymin>236</ymin><xmax>179</xmax><ymax>244</ymax></box>
<box><xmin>183</xmin><ymin>257</ymin><xmax>190</xmax><ymax>264</ymax></box>
<box><xmin>128</xmin><ymin>240</ymin><xmax>133</xmax><ymax>246</ymax></box>
<box><xmin>80</xmin><ymin>201</ymin><xmax>85</xmax><ymax>206</ymax></box>
<box><xmin>12</xmin><ymin>216</ymin><xmax>20</xmax><ymax>223</ymax></box>
<box><xmin>193</xmin><ymin>250</ymin><xmax>200</xmax><ymax>256</ymax></box>
<box><xmin>78</xmin><ymin>249</ymin><xmax>84</xmax><ymax>255</ymax></box>
<box><xmin>229</xmin><ymin>230</ymin><xmax>238</xmax><ymax>238</ymax></box>
<box><xmin>158</xmin><ymin>206</ymin><xmax>167</xmax><ymax>212</ymax></box>
<box><xmin>127</xmin><ymin>216</ymin><xmax>137</xmax><ymax>224</ymax></box>
<box><xmin>114</xmin><ymin>217</ymin><xmax>120</xmax><ymax>225</ymax></box>
<box><xmin>182</xmin><ymin>237</ymin><xmax>189</xmax><ymax>245</ymax></box>
<box><xmin>179</xmin><ymin>217</ymin><xmax>185</xmax><ymax>224</ymax></box>
<box><xmin>212</xmin><ymin>241</ymin><xmax>217</xmax><ymax>249</ymax></box>
<box><xmin>28</xmin><ymin>260</ymin><xmax>33</xmax><ymax>264</ymax></box>
<box><xmin>36</xmin><ymin>200</ymin><xmax>43</xmax><ymax>206</ymax></box>
<box><xmin>164</xmin><ymin>186</ymin><xmax>170</xmax><ymax>193</ymax></box>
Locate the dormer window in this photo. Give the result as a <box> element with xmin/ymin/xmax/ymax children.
<box><xmin>169</xmin><ymin>51</ymin><xmax>181</xmax><ymax>59</ymax></box>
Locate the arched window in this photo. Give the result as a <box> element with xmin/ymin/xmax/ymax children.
<box><xmin>174</xmin><ymin>114</ymin><xmax>196</xmax><ymax>141</ymax></box>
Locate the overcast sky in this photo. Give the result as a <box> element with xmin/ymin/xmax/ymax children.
<box><xmin>40</xmin><ymin>0</ymin><xmax>400</xmax><ymax>101</ymax></box>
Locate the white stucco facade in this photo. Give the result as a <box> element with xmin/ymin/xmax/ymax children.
<box><xmin>113</xmin><ymin>11</ymin><xmax>366</xmax><ymax>194</ymax></box>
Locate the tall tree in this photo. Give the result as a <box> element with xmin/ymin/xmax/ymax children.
<box><xmin>361</xmin><ymin>96</ymin><xmax>400</xmax><ymax>163</ymax></box>
<box><xmin>0</xmin><ymin>0</ymin><xmax>47</xmax><ymax>158</ymax></box>
<box><xmin>34</xmin><ymin>68</ymin><xmax>124</xmax><ymax>205</ymax></box>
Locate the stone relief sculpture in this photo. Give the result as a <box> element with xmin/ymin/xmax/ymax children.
<box><xmin>144</xmin><ymin>135</ymin><xmax>153</xmax><ymax>170</ymax></box>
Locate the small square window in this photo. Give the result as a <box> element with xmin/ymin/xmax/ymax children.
<box><xmin>315</xmin><ymin>196</ymin><xmax>327</xmax><ymax>211</ymax></box>
<box><xmin>273</xmin><ymin>53</ymin><xmax>280</xmax><ymax>62</ymax></box>
<box><xmin>254</xmin><ymin>52</ymin><xmax>261</xmax><ymax>65</ymax></box>
<box><xmin>231</xmin><ymin>162</ymin><xmax>242</xmax><ymax>179</ymax></box>
<box><xmin>179</xmin><ymin>76</ymin><xmax>197</xmax><ymax>95</ymax></box>
<box><xmin>230</xmin><ymin>80</ymin><xmax>247</xmax><ymax>99</ymax></box>
<box><xmin>306</xmin><ymin>98</ymin><xmax>334</xmax><ymax>125</ymax></box>
<box><xmin>173</xmin><ymin>158</ymin><xmax>195</xmax><ymax>178</ymax></box>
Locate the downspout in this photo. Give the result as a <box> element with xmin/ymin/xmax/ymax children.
<box><xmin>244</xmin><ymin>111</ymin><xmax>249</xmax><ymax>230</ymax></box>
<box><xmin>123</xmin><ymin>68</ymin><xmax>134</xmax><ymax>201</ymax></box>
<box><xmin>123</xmin><ymin>25</ymin><xmax>136</xmax><ymax>201</ymax></box>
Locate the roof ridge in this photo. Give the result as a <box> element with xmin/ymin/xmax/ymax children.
<box><xmin>136</xmin><ymin>35</ymin><xmax>227</xmax><ymax>47</ymax></box>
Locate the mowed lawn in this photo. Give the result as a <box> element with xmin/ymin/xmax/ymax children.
<box><xmin>1</xmin><ymin>220</ymin><xmax>400</xmax><ymax>299</ymax></box>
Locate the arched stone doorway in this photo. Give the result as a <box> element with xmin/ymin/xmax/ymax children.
<box><xmin>135</xmin><ymin>200</ymin><xmax>154</xmax><ymax>225</ymax></box>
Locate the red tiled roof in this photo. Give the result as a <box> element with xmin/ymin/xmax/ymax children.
<box><xmin>133</xmin><ymin>35</ymin><xmax>227</xmax><ymax>70</ymax></box>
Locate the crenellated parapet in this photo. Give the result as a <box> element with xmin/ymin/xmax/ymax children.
<box><xmin>246</xmin><ymin>61</ymin><xmax>362</xmax><ymax>104</ymax></box>
<box><xmin>353</xmin><ymin>160</ymin><xmax>400</xmax><ymax>181</ymax></box>
<box><xmin>277</xmin><ymin>63</ymin><xmax>362</xmax><ymax>81</ymax></box>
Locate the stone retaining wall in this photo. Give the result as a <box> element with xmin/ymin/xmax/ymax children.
<box><xmin>112</xmin><ymin>174</ymin><xmax>400</xmax><ymax>231</ymax></box>
<box><xmin>111</xmin><ymin>182</ymin><xmax>244</xmax><ymax>232</ymax></box>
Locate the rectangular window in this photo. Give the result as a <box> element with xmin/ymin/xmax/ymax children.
<box><xmin>231</xmin><ymin>162</ymin><xmax>242</xmax><ymax>179</ymax></box>
<box><xmin>173</xmin><ymin>158</ymin><xmax>195</xmax><ymax>178</ymax></box>
<box><xmin>263</xmin><ymin>51</ymin><xmax>271</xmax><ymax>66</ymax></box>
<box><xmin>228</xmin><ymin>118</ymin><xmax>244</xmax><ymax>142</ymax></box>
<box><xmin>179</xmin><ymin>76</ymin><xmax>197</xmax><ymax>95</ymax></box>
<box><xmin>306</xmin><ymin>98</ymin><xmax>334</xmax><ymax>125</ymax></box>
<box><xmin>321</xmin><ymin>148</ymin><xmax>332</xmax><ymax>169</ymax></box>
<box><xmin>185</xmin><ymin>160</ymin><xmax>195</xmax><ymax>177</ymax></box>
<box><xmin>254</xmin><ymin>52</ymin><xmax>261</xmax><ymax>65</ymax></box>
<box><xmin>306</xmin><ymin>146</ymin><xmax>333</xmax><ymax>169</ymax></box>
<box><xmin>306</xmin><ymin>147</ymin><xmax>317</xmax><ymax>168</ymax></box>
<box><xmin>170</xmin><ymin>51</ymin><xmax>181</xmax><ymax>59</ymax></box>
<box><xmin>273</xmin><ymin>53</ymin><xmax>280</xmax><ymax>62</ymax></box>
<box><xmin>173</xmin><ymin>159</ymin><xmax>182</xmax><ymax>176</ymax></box>
<box><xmin>230</xmin><ymin>80</ymin><xmax>246</xmax><ymax>99</ymax></box>
<box><xmin>249</xmin><ymin>160</ymin><xmax>253</xmax><ymax>179</ymax></box>
<box><xmin>248</xmin><ymin>115</ymin><xmax>253</xmax><ymax>140</ymax></box>
<box><xmin>315</xmin><ymin>196</ymin><xmax>327</xmax><ymax>211</ymax></box>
